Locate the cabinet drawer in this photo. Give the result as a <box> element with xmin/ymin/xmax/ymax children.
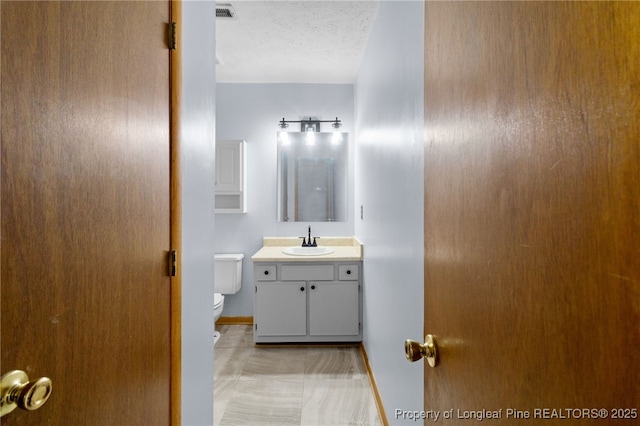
<box><xmin>338</xmin><ymin>264</ymin><xmax>359</xmax><ymax>280</ymax></box>
<box><xmin>255</xmin><ymin>265</ymin><xmax>276</xmax><ymax>281</ymax></box>
<box><xmin>281</xmin><ymin>265</ymin><xmax>334</xmax><ymax>281</ymax></box>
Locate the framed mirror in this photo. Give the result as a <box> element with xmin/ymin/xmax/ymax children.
<box><xmin>277</xmin><ymin>132</ymin><xmax>348</xmax><ymax>222</ymax></box>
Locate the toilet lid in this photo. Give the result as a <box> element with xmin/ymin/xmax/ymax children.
<box><xmin>214</xmin><ymin>293</ymin><xmax>224</xmax><ymax>308</ymax></box>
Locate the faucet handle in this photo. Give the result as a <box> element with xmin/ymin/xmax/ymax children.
<box><xmin>312</xmin><ymin>237</ymin><xmax>319</xmax><ymax>247</ymax></box>
<box><xmin>299</xmin><ymin>236</ymin><xmax>308</xmax><ymax>247</ymax></box>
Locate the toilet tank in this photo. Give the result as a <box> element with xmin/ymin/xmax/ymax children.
<box><xmin>214</xmin><ymin>254</ymin><xmax>244</xmax><ymax>294</ymax></box>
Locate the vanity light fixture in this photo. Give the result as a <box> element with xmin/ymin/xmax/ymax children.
<box><xmin>277</xmin><ymin>117</ymin><xmax>342</xmax><ymax>146</ymax></box>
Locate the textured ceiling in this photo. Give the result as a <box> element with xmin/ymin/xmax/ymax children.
<box><xmin>216</xmin><ymin>1</ymin><xmax>380</xmax><ymax>84</ymax></box>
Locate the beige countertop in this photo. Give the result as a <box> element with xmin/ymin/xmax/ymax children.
<box><xmin>251</xmin><ymin>237</ymin><xmax>363</xmax><ymax>262</ymax></box>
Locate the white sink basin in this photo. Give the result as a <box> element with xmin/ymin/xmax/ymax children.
<box><xmin>282</xmin><ymin>246</ymin><xmax>335</xmax><ymax>256</ymax></box>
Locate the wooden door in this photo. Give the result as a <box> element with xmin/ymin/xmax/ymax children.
<box><xmin>1</xmin><ymin>1</ymin><xmax>173</xmax><ymax>424</ymax></box>
<box><xmin>424</xmin><ymin>2</ymin><xmax>639</xmax><ymax>422</ymax></box>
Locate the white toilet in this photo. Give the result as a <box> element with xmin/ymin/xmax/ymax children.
<box><xmin>214</xmin><ymin>253</ymin><xmax>244</xmax><ymax>344</ymax></box>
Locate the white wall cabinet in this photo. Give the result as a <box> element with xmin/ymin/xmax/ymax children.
<box><xmin>253</xmin><ymin>262</ymin><xmax>362</xmax><ymax>343</ymax></box>
<box><xmin>215</xmin><ymin>139</ymin><xmax>246</xmax><ymax>213</ymax></box>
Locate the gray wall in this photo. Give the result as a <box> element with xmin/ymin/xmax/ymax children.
<box><xmin>354</xmin><ymin>1</ymin><xmax>425</xmax><ymax>423</ymax></box>
<box><xmin>181</xmin><ymin>1</ymin><xmax>216</xmax><ymax>424</ymax></box>
<box><xmin>215</xmin><ymin>83</ymin><xmax>355</xmax><ymax>316</ymax></box>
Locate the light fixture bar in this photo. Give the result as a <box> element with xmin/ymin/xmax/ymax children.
<box><xmin>278</xmin><ymin>117</ymin><xmax>342</xmax><ymax>131</ymax></box>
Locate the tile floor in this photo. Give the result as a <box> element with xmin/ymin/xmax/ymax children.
<box><xmin>214</xmin><ymin>325</ymin><xmax>382</xmax><ymax>426</ymax></box>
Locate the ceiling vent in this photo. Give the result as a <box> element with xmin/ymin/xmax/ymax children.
<box><xmin>216</xmin><ymin>4</ymin><xmax>236</xmax><ymax>19</ymax></box>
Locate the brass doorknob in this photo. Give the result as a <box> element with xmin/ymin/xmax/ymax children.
<box><xmin>0</xmin><ymin>370</ymin><xmax>53</xmax><ymax>417</ymax></box>
<box><xmin>405</xmin><ymin>334</ymin><xmax>439</xmax><ymax>367</ymax></box>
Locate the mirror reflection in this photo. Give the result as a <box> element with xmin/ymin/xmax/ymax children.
<box><xmin>277</xmin><ymin>132</ymin><xmax>348</xmax><ymax>222</ymax></box>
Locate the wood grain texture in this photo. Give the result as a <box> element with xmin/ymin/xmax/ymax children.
<box><xmin>424</xmin><ymin>1</ymin><xmax>639</xmax><ymax>418</ymax></box>
<box><xmin>170</xmin><ymin>1</ymin><xmax>182</xmax><ymax>425</ymax></box>
<box><xmin>1</xmin><ymin>1</ymin><xmax>171</xmax><ymax>424</ymax></box>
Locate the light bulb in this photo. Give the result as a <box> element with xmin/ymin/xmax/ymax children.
<box><xmin>306</xmin><ymin>129</ymin><xmax>316</xmax><ymax>146</ymax></box>
<box><xmin>332</xmin><ymin>130</ymin><xmax>342</xmax><ymax>145</ymax></box>
<box><xmin>279</xmin><ymin>131</ymin><xmax>289</xmax><ymax>145</ymax></box>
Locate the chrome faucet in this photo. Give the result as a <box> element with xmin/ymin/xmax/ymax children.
<box><xmin>300</xmin><ymin>226</ymin><xmax>318</xmax><ymax>247</ymax></box>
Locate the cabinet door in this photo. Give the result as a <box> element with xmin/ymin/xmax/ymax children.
<box><xmin>309</xmin><ymin>282</ymin><xmax>359</xmax><ymax>336</ymax></box>
<box><xmin>215</xmin><ymin>140</ymin><xmax>243</xmax><ymax>192</ymax></box>
<box><xmin>255</xmin><ymin>282</ymin><xmax>307</xmax><ymax>336</ymax></box>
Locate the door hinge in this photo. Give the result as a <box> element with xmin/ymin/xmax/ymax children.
<box><xmin>168</xmin><ymin>22</ymin><xmax>177</xmax><ymax>50</ymax></box>
<box><xmin>169</xmin><ymin>250</ymin><xmax>177</xmax><ymax>277</ymax></box>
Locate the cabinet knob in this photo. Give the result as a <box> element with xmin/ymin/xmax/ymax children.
<box><xmin>346</xmin><ymin>270</ymin><xmax>352</xmax><ymax>275</ymax></box>
<box><xmin>311</xmin><ymin>285</ymin><xmax>316</xmax><ymax>290</ymax></box>
<box><xmin>300</xmin><ymin>286</ymin><xmax>305</xmax><ymax>291</ymax></box>
<box><xmin>264</xmin><ymin>270</ymin><xmax>269</xmax><ymax>275</ymax></box>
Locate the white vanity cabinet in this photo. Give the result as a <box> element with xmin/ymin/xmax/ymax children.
<box><xmin>253</xmin><ymin>262</ymin><xmax>362</xmax><ymax>343</ymax></box>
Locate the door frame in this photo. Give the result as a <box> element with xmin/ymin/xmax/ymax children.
<box><xmin>170</xmin><ymin>0</ymin><xmax>182</xmax><ymax>425</ymax></box>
